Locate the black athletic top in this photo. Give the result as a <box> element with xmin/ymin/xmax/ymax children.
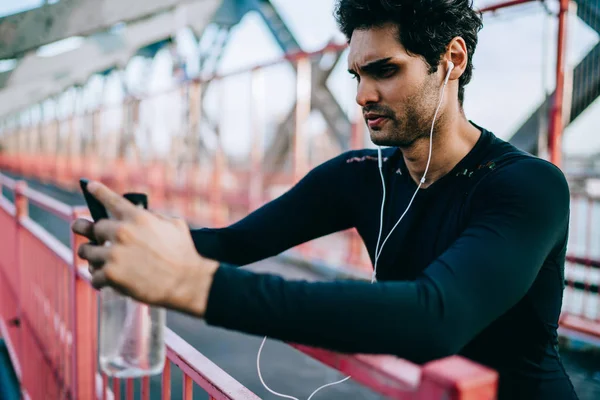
<box><xmin>192</xmin><ymin>123</ymin><xmax>578</xmax><ymax>399</ymax></box>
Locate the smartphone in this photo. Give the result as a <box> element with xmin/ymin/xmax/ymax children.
<box><xmin>80</xmin><ymin>179</ymin><xmax>149</xmax><ymax>219</ymax></box>
<box><xmin>123</xmin><ymin>193</ymin><xmax>148</xmax><ymax>209</ymax></box>
<box><xmin>79</xmin><ymin>178</ymin><xmax>109</xmax><ymax>222</ymax></box>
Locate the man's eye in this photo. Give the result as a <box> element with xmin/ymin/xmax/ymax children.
<box><xmin>377</xmin><ymin>67</ymin><xmax>397</xmax><ymax>78</ymax></box>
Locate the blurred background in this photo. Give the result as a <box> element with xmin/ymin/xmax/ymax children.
<box><xmin>0</xmin><ymin>0</ymin><xmax>599</xmax><ymax>399</ymax></box>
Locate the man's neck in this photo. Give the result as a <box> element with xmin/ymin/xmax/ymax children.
<box><xmin>401</xmin><ymin>117</ymin><xmax>482</xmax><ymax>188</ymax></box>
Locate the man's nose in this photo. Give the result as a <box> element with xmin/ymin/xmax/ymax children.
<box><xmin>355</xmin><ymin>80</ymin><xmax>380</xmax><ymax>107</ymax></box>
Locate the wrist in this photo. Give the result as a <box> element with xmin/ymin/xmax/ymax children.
<box><xmin>170</xmin><ymin>256</ymin><xmax>219</xmax><ymax>317</ymax></box>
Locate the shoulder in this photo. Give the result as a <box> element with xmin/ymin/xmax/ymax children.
<box><xmin>482</xmin><ymin>153</ymin><xmax>568</xmax><ymax>196</ymax></box>
<box><xmin>472</xmin><ymin>154</ymin><xmax>570</xmax><ymax>226</ymax></box>
<box><xmin>469</xmin><ymin>129</ymin><xmax>569</xmax><ymax>203</ymax></box>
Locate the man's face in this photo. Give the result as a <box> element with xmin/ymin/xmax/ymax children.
<box><xmin>347</xmin><ymin>24</ymin><xmax>442</xmax><ymax>147</ymax></box>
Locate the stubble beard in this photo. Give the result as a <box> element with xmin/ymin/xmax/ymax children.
<box><xmin>370</xmin><ymin>78</ymin><xmax>443</xmax><ymax>148</ymax></box>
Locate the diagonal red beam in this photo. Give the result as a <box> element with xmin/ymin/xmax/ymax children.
<box><xmin>479</xmin><ymin>0</ymin><xmax>540</xmax><ymax>13</ymax></box>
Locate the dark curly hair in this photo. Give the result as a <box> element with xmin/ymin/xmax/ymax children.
<box><xmin>334</xmin><ymin>0</ymin><xmax>483</xmax><ymax>105</ymax></box>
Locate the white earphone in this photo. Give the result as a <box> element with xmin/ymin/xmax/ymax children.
<box><xmin>372</xmin><ymin>60</ymin><xmax>454</xmax><ymax>283</ymax></box>
<box><xmin>255</xmin><ymin>60</ymin><xmax>455</xmax><ymax>400</ymax></box>
<box><xmin>446</xmin><ymin>61</ymin><xmax>454</xmax><ymax>85</ymax></box>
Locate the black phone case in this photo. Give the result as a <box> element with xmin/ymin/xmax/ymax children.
<box><xmin>79</xmin><ymin>178</ymin><xmax>109</xmax><ymax>222</ymax></box>
<box><xmin>79</xmin><ymin>179</ymin><xmax>149</xmax><ymax>220</ymax></box>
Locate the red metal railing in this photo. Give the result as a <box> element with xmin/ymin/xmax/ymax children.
<box><xmin>0</xmin><ymin>173</ymin><xmax>499</xmax><ymax>399</ymax></box>
<box><xmin>0</xmin><ymin>175</ymin><xmax>498</xmax><ymax>400</ymax></box>
<box><xmin>0</xmin><ymin>0</ymin><xmax>586</xmax><ymax>395</ymax></box>
<box><xmin>559</xmin><ymin>193</ymin><xmax>600</xmax><ymax>344</ymax></box>
<box><xmin>0</xmin><ymin>0</ymin><xmax>595</xmax><ymax>346</ymax></box>
<box><xmin>0</xmin><ymin>174</ymin><xmax>260</xmax><ymax>400</ymax></box>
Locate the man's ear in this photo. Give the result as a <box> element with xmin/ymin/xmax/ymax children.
<box><xmin>445</xmin><ymin>37</ymin><xmax>468</xmax><ymax>81</ymax></box>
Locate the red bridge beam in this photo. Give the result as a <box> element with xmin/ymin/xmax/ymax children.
<box><xmin>479</xmin><ymin>0</ymin><xmax>540</xmax><ymax>13</ymax></box>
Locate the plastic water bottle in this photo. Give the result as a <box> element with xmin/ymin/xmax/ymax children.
<box><xmin>97</xmin><ymin>193</ymin><xmax>166</xmax><ymax>378</ymax></box>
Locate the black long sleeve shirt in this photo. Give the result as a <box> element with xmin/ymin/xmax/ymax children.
<box><xmin>192</xmin><ymin>124</ymin><xmax>577</xmax><ymax>399</ymax></box>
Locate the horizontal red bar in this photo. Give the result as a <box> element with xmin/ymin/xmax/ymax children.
<box><xmin>0</xmin><ymin>173</ymin><xmax>17</xmax><ymax>190</ymax></box>
<box><xmin>22</xmin><ymin>186</ymin><xmax>73</xmax><ymax>220</ymax></box>
<box><xmin>0</xmin><ymin>197</ymin><xmax>16</xmax><ymax>216</ymax></box>
<box><xmin>564</xmin><ymin>279</ymin><xmax>599</xmax><ymax>294</ymax></box>
<box><xmin>164</xmin><ymin>329</ymin><xmax>260</xmax><ymax>400</ymax></box>
<box><xmin>290</xmin><ymin>344</ymin><xmax>420</xmax><ymax>398</ymax></box>
<box><xmin>560</xmin><ymin>313</ymin><xmax>600</xmax><ymax>339</ymax></box>
<box><xmin>566</xmin><ymin>254</ymin><xmax>600</xmax><ymax>269</ymax></box>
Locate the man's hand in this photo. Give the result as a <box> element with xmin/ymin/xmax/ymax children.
<box><xmin>71</xmin><ymin>181</ymin><xmax>219</xmax><ymax>317</ymax></box>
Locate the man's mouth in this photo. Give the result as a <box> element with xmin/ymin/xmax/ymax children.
<box><xmin>365</xmin><ymin>114</ymin><xmax>389</xmax><ymax>129</ymax></box>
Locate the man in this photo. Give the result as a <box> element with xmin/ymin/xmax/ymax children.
<box><xmin>72</xmin><ymin>0</ymin><xmax>577</xmax><ymax>398</ymax></box>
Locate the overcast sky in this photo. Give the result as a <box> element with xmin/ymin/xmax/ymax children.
<box><xmin>1</xmin><ymin>0</ymin><xmax>598</xmax><ymax>158</ymax></box>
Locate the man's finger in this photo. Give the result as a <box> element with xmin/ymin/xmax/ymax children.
<box><xmin>87</xmin><ymin>181</ymin><xmax>138</xmax><ymax>220</ymax></box>
<box><xmin>71</xmin><ymin>218</ymin><xmax>96</xmax><ymax>241</ymax></box>
<box><xmin>78</xmin><ymin>243</ymin><xmax>111</xmax><ymax>265</ymax></box>
<box><xmin>88</xmin><ymin>262</ymin><xmax>103</xmax><ymax>275</ymax></box>
<box><xmin>91</xmin><ymin>268</ymin><xmax>108</xmax><ymax>290</ymax></box>
<box><xmin>93</xmin><ymin>219</ymin><xmax>121</xmax><ymax>245</ymax></box>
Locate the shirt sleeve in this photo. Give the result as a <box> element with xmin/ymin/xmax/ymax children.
<box><xmin>190</xmin><ymin>153</ymin><xmax>356</xmax><ymax>266</ymax></box>
<box><xmin>203</xmin><ymin>158</ymin><xmax>570</xmax><ymax>363</ymax></box>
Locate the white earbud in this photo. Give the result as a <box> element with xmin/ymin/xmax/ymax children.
<box><xmin>445</xmin><ymin>61</ymin><xmax>454</xmax><ymax>83</ymax></box>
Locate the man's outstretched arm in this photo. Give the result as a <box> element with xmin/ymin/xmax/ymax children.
<box><xmin>190</xmin><ymin>153</ymin><xmax>356</xmax><ymax>266</ymax></box>
<box><xmin>73</xmin><ymin>158</ymin><xmax>569</xmax><ymax>363</ymax></box>
<box><xmin>198</xmin><ymin>159</ymin><xmax>570</xmax><ymax>362</ymax></box>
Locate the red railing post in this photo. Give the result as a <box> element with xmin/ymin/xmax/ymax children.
<box><xmin>71</xmin><ymin>208</ymin><xmax>97</xmax><ymax>400</ymax></box>
<box><xmin>548</xmin><ymin>0</ymin><xmax>570</xmax><ymax>167</ymax></box>
<box><xmin>249</xmin><ymin>67</ymin><xmax>265</xmax><ymax>212</ymax></box>
<box><xmin>162</xmin><ymin>360</ymin><xmax>171</xmax><ymax>399</ymax></box>
<box><xmin>210</xmin><ymin>83</ymin><xmax>227</xmax><ymax>227</ymax></box>
<box><xmin>186</xmin><ymin>80</ymin><xmax>202</xmax><ymax>219</ymax></box>
<box><xmin>15</xmin><ymin>180</ymin><xmax>29</xmax><ymax>219</ymax></box>
<box><xmin>418</xmin><ymin>356</ymin><xmax>498</xmax><ymax>399</ymax></box>
<box><xmin>211</xmin><ymin>144</ymin><xmax>226</xmax><ymax>226</ymax></box>
<box><xmin>293</xmin><ymin>56</ymin><xmax>311</xmax><ymax>183</ymax></box>
<box><xmin>14</xmin><ymin>180</ymin><xmax>28</xmax><ymax>371</ymax></box>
